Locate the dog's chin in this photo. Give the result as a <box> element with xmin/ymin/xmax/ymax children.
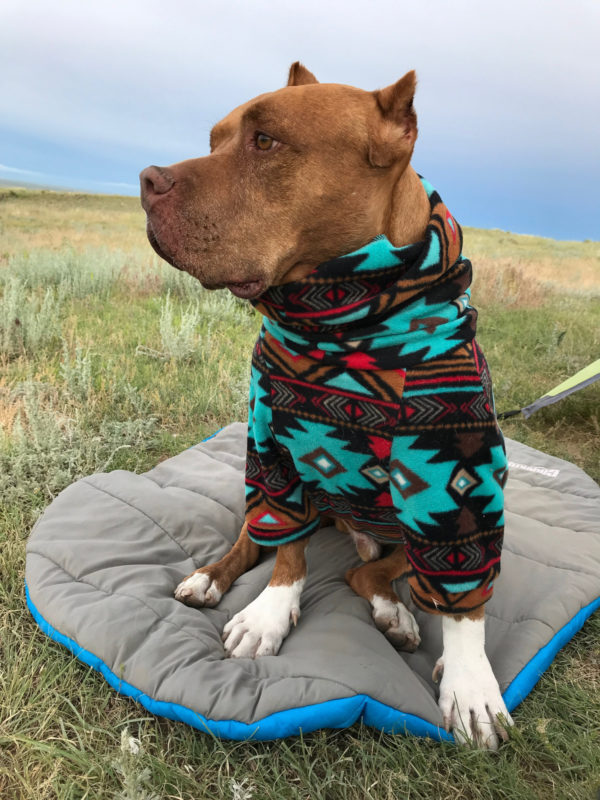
<box><xmin>146</xmin><ymin>223</ymin><xmax>268</xmax><ymax>299</ymax></box>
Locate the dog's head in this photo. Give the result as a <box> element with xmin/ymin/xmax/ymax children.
<box><xmin>140</xmin><ymin>63</ymin><xmax>418</xmax><ymax>298</ymax></box>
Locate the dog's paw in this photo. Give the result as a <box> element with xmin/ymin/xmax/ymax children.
<box><xmin>222</xmin><ymin>582</ymin><xmax>303</xmax><ymax>658</ymax></box>
<box><xmin>174</xmin><ymin>570</ymin><xmax>222</xmax><ymax>608</ymax></box>
<box><xmin>434</xmin><ymin>655</ymin><xmax>513</xmax><ymax>750</ymax></box>
<box><xmin>371</xmin><ymin>595</ymin><xmax>420</xmax><ymax>652</ymax></box>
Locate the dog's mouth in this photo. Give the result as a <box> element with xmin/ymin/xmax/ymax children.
<box><xmin>147</xmin><ymin>220</ymin><xmax>266</xmax><ymax>299</ymax></box>
<box><xmin>223</xmin><ymin>280</ymin><xmax>265</xmax><ymax>299</ymax></box>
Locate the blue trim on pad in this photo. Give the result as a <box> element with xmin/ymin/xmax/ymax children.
<box><xmin>24</xmin><ymin>581</ymin><xmax>599</xmax><ymax>742</ymax></box>
<box><xmin>196</xmin><ymin>427</ymin><xmax>223</xmax><ymax>445</ymax></box>
<box><xmin>503</xmin><ymin>594</ymin><xmax>600</xmax><ymax>711</ymax></box>
<box><xmin>25</xmin><ymin>582</ymin><xmax>450</xmax><ymax>742</ymax></box>
<box><xmin>24</xmin><ymin>426</ymin><xmax>600</xmax><ymax>741</ymax></box>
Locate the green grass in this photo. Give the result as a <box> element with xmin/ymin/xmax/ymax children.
<box><xmin>1</xmin><ymin>188</ymin><xmax>599</xmax><ymax>799</ymax></box>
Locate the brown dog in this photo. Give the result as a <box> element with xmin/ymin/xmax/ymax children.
<box><xmin>140</xmin><ymin>63</ymin><xmax>513</xmax><ymax>749</ymax></box>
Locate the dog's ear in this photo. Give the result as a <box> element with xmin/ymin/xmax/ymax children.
<box><xmin>287</xmin><ymin>62</ymin><xmax>319</xmax><ymax>86</ymax></box>
<box><xmin>369</xmin><ymin>70</ymin><xmax>418</xmax><ymax>168</ymax></box>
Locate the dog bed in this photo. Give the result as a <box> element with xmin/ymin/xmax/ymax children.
<box><xmin>25</xmin><ymin>423</ymin><xmax>600</xmax><ymax>742</ymax></box>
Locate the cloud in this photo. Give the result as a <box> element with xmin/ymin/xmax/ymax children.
<box><xmin>2</xmin><ymin>0</ymin><xmax>598</xmax><ymax>163</ymax></box>
<box><xmin>0</xmin><ymin>164</ymin><xmax>45</xmax><ymax>177</ymax></box>
<box><xmin>0</xmin><ymin>162</ymin><xmax>138</xmax><ymax>193</ymax></box>
<box><xmin>95</xmin><ymin>180</ymin><xmax>139</xmax><ymax>190</ymax></box>
<box><xmin>1</xmin><ymin>0</ymin><xmax>599</xmax><ymax>235</ymax></box>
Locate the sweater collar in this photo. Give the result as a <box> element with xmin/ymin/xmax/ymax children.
<box><xmin>251</xmin><ymin>178</ymin><xmax>477</xmax><ymax>368</ymax></box>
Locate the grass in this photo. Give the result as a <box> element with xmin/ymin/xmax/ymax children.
<box><xmin>0</xmin><ymin>186</ymin><xmax>599</xmax><ymax>799</ymax></box>
<box><xmin>464</xmin><ymin>227</ymin><xmax>600</xmax><ymax>295</ymax></box>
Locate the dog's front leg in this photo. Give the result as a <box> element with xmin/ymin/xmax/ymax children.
<box><xmin>345</xmin><ymin>543</ymin><xmax>420</xmax><ymax>651</ymax></box>
<box><xmin>222</xmin><ymin>538</ymin><xmax>308</xmax><ymax>658</ymax></box>
<box><xmin>175</xmin><ymin>522</ymin><xmax>260</xmax><ymax>607</ymax></box>
<box><xmin>433</xmin><ymin>608</ymin><xmax>513</xmax><ymax>749</ymax></box>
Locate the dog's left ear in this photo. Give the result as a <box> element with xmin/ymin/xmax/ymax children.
<box><xmin>369</xmin><ymin>70</ymin><xmax>418</xmax><ymax>168</ymax></box>
<box><xmin>287</xmin><ymin>61</ymin><xmax>319</xmax><ymax>86</ymax></box>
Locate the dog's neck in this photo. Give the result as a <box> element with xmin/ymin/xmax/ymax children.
<box><xmin>383</xmin><ymin>166</ymin><xmax>431</xmax><ymax>248</ymax></box>
<box><xmin>253</xmin><ymin>177</ymin><xmax>476</xmax><ymax>370</ymax></box>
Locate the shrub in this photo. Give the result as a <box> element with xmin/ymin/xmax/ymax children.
<box><xmin>5</xmin><ymin>247</ymin><xmax>123</xmax><ymax>299</ymax></box>
<box><xmin>136</xmin><ymin>292</ymin><xmax>203</xmax><ymax>361</ymax></box>
<box><xmin>0</xmin><ymin>379</ymin><xmax>159</xmax><ymax>508</ymax></box>
<box><xmin>0</xmin><ymin>278</ymin><xmax>62</xmax><ymax>357</ymax></box>
<box><xmin>59</xmin><ymin>340</ymin><xmax>94</xmax><ymax>403</ymax></box>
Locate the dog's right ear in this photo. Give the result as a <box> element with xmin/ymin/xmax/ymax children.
<box><xmin>287</xmin><ymin>62</ymin><xmax>319</xmax><ymax>86</ymax></box>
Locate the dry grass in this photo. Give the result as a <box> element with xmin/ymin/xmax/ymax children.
<box><xmin>473</xmin><ymin>254</ymin><xmax>600</xmax><ymax>299</ymax></box>
<box><xmin>0</xmin><ymin>188</ymin><xmax>147</xmax><ymax>256</ymax></box>
<box><xmin>563</xmin><ymin>650</ymin><xmax>600</xmax><ymax>692</ymax></box>
<box><xmin>527</xmin><ymin>255</ymin><xmax>600</xmax><ymax>292</ymax></box>
<box><xmin>0</xmin><ymin>382</ymin><xmax>22</xmax><ymax>432</ymax></box>
<box><xmin>472</xmin><ymin>258</ymin><xmax>549</xmax><ymax>309</ymax></box>
<box><xmin>464</xmin><ymin>226</ymin><xmax>600</xmax><ymax>293</ymax></box>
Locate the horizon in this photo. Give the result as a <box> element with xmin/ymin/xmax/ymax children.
<box><xmin>4</xmin><ymin>177</ymin><xmax>598</xmax><ymax>246</ymax></box>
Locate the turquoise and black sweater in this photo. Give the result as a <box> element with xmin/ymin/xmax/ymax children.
<box><xmin>245</xmin><ymin>177</ymin><xmax>507</xmax><ymax>615</ymax></box>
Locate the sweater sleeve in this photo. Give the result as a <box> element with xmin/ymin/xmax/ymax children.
<box><xmin>244</xmin><ymin>340</ymin><xmax>321</xmax><ymax>546</ymax></box>
<box><xmin>391</xmin><ymin>342</ymin><xmax>507</xmax><ymax>615</ymax></box>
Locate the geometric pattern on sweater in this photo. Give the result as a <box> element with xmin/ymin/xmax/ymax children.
<box><xmin>245</xmin><ymin>178</ymin><xmax>507</xmax><ymax>615</ymax></box>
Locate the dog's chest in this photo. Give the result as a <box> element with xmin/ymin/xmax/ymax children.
<box><xmin>250</xmin><ymin>330</ymin><xmax>411</xmax><ymax>540</ymax></box>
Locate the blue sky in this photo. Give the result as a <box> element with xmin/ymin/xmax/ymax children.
<box><xmin>1</xmin><ymin>0</ymin><xmax>598</xmax><ymax>240</ymax></box>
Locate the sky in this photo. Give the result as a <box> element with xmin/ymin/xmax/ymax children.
<box><xmin>1</xmin><ymin>0</ymin><xmax>599</xmax><ymax>241</ymax></box>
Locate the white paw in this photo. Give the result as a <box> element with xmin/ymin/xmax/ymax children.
<box><xmin>371</xmin><ymin>595</ymin><xmax>421</xmax><ymax>652</ymax></box>
<box><xmin>222</xmin><ymin>581</ymin><xmax>304</xmax><ymax>658</ymax></box>
<box><xmin>175</xmin><ymin>571</ymin><xmax>222</xmax><ymax>608</ymax></box>
<box><xmin>434</xmin><ymin>654</ymin><xmax>513</xmax><ymax>749</ymax></box>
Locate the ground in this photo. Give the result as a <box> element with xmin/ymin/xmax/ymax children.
<box><xmin>0</xmin><ymin>187</ymin><xmax>599</xmax><ymax>799</ymax></box>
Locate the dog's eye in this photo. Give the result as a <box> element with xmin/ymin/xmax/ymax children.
<box><xmin>255</xmin><ymin>133</ymin><xmax>275</xmax><ymax>151</ymax></box>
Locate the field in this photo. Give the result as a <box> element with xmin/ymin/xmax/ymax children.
<box><xmin>1</xmin><ymin>187</ymin><xmax>599</xmax><ymax>799</ymax></box>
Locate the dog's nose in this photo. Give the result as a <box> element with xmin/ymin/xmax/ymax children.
<box><xmin>140</xmin><ymin>165</ymin><xmax>175</xmax><ymax>207</ymax></box>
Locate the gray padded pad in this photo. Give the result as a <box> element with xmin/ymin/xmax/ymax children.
<box><xmin>25</xmin><ymin>423</ymin><xmax>600</xmax><ymax>736</ymax></box>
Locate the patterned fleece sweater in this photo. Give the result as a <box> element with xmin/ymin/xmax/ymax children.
<box><xmin>245</xmin><ymin>177</ymin><xmax>507</xmax><ymax>615</ymax></box>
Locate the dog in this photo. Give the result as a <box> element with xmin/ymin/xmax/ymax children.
<box><xmin>140</xmin><ymin>62</ymin><xmax>513</xmax><ymax>749</ymax></box>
